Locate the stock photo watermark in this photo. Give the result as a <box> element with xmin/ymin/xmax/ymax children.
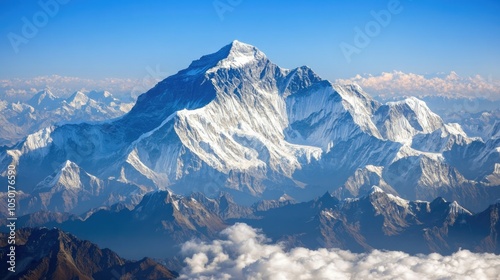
<box><xmin>339</xmin><ymin>0</ymin><xmax>407</xmax><ymax>63</ymax></box>
<box><xmin>213</xmin><ymin>0</ymin><xmax>243</xmax><ymax>21</ymax></box>
<box><xmin>5</xmin><ymin>164</ymin><xmax>17</xmax><ymax>273</ymax></box>
<box><xmin>7</xmin><ymin>0</ymin><xmax>70</xmax><ymax>54</ymax></box>
<box><xmin>131</xmin><ymin>64</ymin><xmax>169</xmax><ymax>97</ymax></box>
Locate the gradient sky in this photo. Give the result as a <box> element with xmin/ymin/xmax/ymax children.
<box><xmin>1</xmin><ymin>0</ymin><xmax>499</xmax><ymax>81</ymax></box>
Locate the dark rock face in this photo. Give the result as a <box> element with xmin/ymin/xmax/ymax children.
<box><xmin>0</xmin><ymin>228</ymin><xmax>177</xmax><ymax>280</ymax></box>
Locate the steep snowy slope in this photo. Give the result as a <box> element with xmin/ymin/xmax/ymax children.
<box><xmin>121</xmin><ymin>41</ymin><xmax>328</xmax><ymax>196</ymax></box>
<box><xmin>373</xmin><ymin>97</ymin><xmax>444</xmax><ymax>144</ymax></box>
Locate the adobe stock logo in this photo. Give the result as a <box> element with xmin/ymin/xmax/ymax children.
<box><xmin>7</xmin><ymin>0</ymin><xmax>70</xmax><ymax>54</ymax></box>
<box><xmin>130</xmin><ymin>64</ymin><xmax>169</xmax><ymax>97</ymax></box>
<box><xmin>339</xmin><ymin>0</ymin><xmax>407</xmax><ymax>63</ymax></box>
<box><xmin>213</xmin><ymin>0</ymin><xmax>243</xmax><ymax>21</ymax></box>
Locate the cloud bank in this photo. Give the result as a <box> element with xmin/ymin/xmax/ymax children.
<box><xmin>337</xmin><ymin>71</ymin><xmax>500</xmax><ymax>100</ymax></box>
<box><xmin>180</xmin><ymin>223</ymin><xmax>500</xmax><ymax>280</ymax></box>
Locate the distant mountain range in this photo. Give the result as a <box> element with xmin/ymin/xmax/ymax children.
<box><xmin>240</xmin><ymin>187</ymin><xmax>500</xmax><ymax>255</ymax></box>
<box><xmin>0</xmin><ymin>89</ymin><xmax>133</xmax><ymax>146</ymax></box>
<box><xmin>7</xmin><ymin>188</ymin><xmax>499</xmax><ymax>260</ymax></box>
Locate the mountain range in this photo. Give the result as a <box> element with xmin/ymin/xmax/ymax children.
<box><xmin>0</xmin><ymin>89</ymin><xmax>133</xmax><ymax>146</ymax></box>
<box><xmin>8</xmin><ymin>188</ymin><xmax>499</xmax><ymax>260</ymax></box>
<box><xmin>1</xmin><ymin>40</ymin><xmax>498</xmax><ymax>216</ymax></box>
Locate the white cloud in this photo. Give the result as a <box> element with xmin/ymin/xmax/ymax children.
<box><xmin>180</xmin><ymin>223</ymin><xmax>500</xmax><ymax>280</ymax></box>
<box><xmin>337</xmin><ymin>71</ymin><xmax>500</xmax><ymax>100</ymax></box>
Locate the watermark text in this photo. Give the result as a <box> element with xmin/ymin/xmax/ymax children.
<box><xmin>339</xmin><ymin>0</ymin><xmax>406</xmax><ymax>63</ymax></box>
<box><xmin>7</xmin><ymin>0</ymin><xmax>70</xmax><ymax>54</ymax></box>
<box><xmin>6</xmin><ymin>164</ymin><xmax>17</xmax><ymax>273</ymax></box>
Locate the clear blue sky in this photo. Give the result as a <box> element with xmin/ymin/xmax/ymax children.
<box><xmin>1</xmin><ymin>0</ymin><xmax>499</xmax><ymax>81</ymax></box>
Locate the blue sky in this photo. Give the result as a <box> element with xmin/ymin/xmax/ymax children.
<box><xmin>1</xmin><ymin>0</ymin><xmax>499</xmax><ymax>81</ymax></box>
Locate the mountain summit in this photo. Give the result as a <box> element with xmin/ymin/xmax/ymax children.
<box><xmin>181</xmin><ymin>40</ymin><xmax>267</xmax><ymax>76</ymax></box>
<box><xmin>1</xmin><ymin>41</ymin><xmax>499</xmax><ymax>213</ymax></box>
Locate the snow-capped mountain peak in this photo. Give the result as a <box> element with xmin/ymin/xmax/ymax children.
<box><xmin>27</xmin><ymin>89</ymin><xmax>59</xmax><ymax>108</ymax></box>
<box><xmin>374</xmin><ymin>96</ymin><xmax>444</xmax><ymax>143</ymax></box>
<box><xmin>181</xmin><ymin>40</ymin><xmax>267</xmax><ymax>77</ymax></box>
<box><xmin>369</xmin><ymin>185</ymin><xmax>384</xmax><ymax>194</ymax></box>
<box><xmin>448</xmin><ymin>200</ymin><xmax>472</xmax><ymax>216</ymax></box>
<box><xmin>35</xmin><ymin>160</ymin><xmax>86</xmax><ymax>190</ymax></box>
<box><xmin>212</xmin><ymin>40</ymin><xmax>267</xmax><ymax>70</ymax></box>
<box><xmin>87</xmin><ymin>90</ymin><xmax>115</xmax><ymax>103</ymax></box>
<box><xmin>65</xmin><ymin>91</ymin><xmax>90</xmax><ymax>108</ymax></box>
